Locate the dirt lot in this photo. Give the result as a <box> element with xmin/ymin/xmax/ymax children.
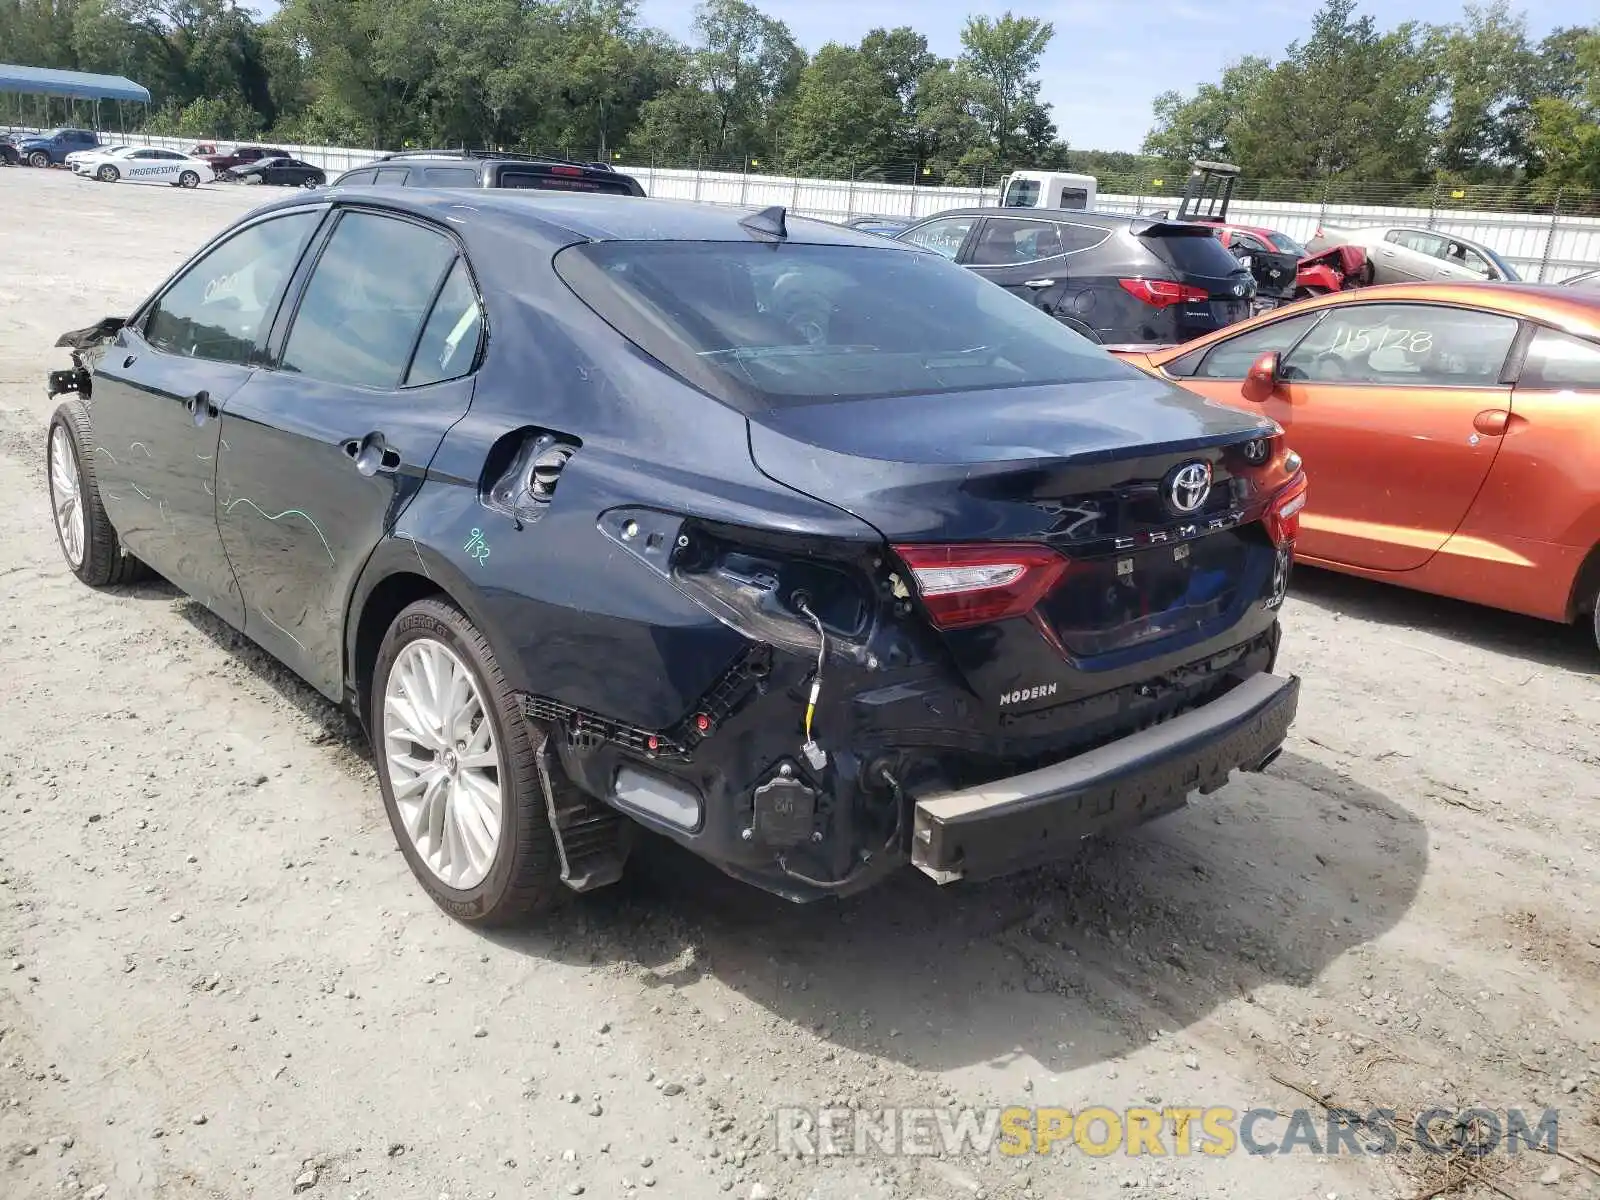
<box><xmin>1</xmin><ymin>166</ymin><xmax>1598</xmax><ymax>1200</ymax></box>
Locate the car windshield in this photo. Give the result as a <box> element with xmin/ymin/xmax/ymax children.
<box><xmin>554</xmin><ymin>240</ymin><xmax>1136</xmax><ymax>411</ymax></box>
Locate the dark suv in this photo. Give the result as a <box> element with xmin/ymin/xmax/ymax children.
<box><xmin>44</xmin><ymin>193</ymin><xmax>1301</xmax><ymax>923</ymax></box>
<box><xmin>896</xmin><ymin>208</ymin><xmax>1256</xmax><ymax>348</ymax></box>
<box><xmin>330</xmin><ymin>149</ymin><xmax>645</xmax><ymax>195</ymax></box>
<box><xmin>15</xmin><ymin>127</ymin><xmax>100</xmax><ymax>168</ymax></box>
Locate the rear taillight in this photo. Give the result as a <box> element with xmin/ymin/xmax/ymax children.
<box><xmin>551</xmin><ymin>165</ymin><xmax>583</xmax><ymax>176</ymax></box>
<box><xmin>1266</xmin><ymin>473</ymin><xmax>1308</xmax><ymax>546</ymax></box>
<box><xmin>1118</xmin><ymin>278</ymin><xmax>1210</xmax><ymax>307</ymax></box>
<box><xmin>892</xmin><ymin>544</ymin><xmax>1070</xmax><ymax>630</ymax></box>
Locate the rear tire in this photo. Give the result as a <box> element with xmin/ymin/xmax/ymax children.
<box><xmin>96</xmin><ymin>164</ymin><xmax>119</xmax><ymax>183</ymax></box>
<box><xmin>178</xmin><ymin>170</ymin><xmax>200</xmax><ymax>189</ymax></box>
<box><xmin>372</xmin><ymin>598</ymin><xmax>563</xmax><ymax>925</ymax></box>
<box><xmin>47</xmin><ymin>401</ymin><xmax>150</xmax><ymax>588</ymax></box>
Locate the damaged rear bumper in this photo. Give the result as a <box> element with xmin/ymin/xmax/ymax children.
<box><xmin>910</xmin><ymin>672</ymin><xmax>1299</xmax><ymax>884</ymax></box>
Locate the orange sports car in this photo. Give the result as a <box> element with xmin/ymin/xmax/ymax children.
<box><xmin>1111</xmin><ymin>281</ymin><xmax>1600</xmax><ymax>651</ymax></box>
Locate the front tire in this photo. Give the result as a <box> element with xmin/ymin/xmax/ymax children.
<box><xmin>372</xmin><ymin>598</ymin><xmax>562</xmax><ymax>924</ymax></box>
<box><xmin>97</xmin><ymin>164</ymin><xmax>119</xmax><ymax>183</ymax></box>
<box><xmin>178</xmin><ymin>170</ymin><xmax>200</xmax><ymax>189</ymax></box>
<box><xmin>29</xmin><ymin>151</ymin><xmax>51</xmax><ymax>169</ymax></box>
<box><xmin>47</xmin><ymin>401</ymin><xmax>149</xmax><ymax>587</ymax></box>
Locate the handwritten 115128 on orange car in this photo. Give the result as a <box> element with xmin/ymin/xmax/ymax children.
<box><xmin>1111</xmin><ymin>281</ymin><xmax>1600</xmax><ymax>652</ymax></box>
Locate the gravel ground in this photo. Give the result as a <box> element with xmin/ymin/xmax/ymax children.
<box><xmin>1</xmin><ymin>167</ymin><xmax>1598</xmax><ymax>1200</ymax></box>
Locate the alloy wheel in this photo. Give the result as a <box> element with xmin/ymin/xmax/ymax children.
<box><xmin>382</xmin><ymin>636</ymin><xmax>504</xmax><ymax>890</ymax></box>
<box><xmin>48</xmin><ymin>424</ymin><xmax>85</xmax><ymax>568</ymax></box>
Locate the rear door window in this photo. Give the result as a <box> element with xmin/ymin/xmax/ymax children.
<box><xmin>279</xmin><ymin>212</ymin><xmax>459</xmax><ymax>389</ymax></box>
<box><xmin>338</xmin><ymin>169</ymin><xmax>377</xmax><ymax>186</ymax></box>
<box><xmin>374</xmin><ymin>166</ymin><xmax>410</xmax><ymax>185</ymax></box>
<box><xmin>969</xmin><ymin>218</ymin><xmax>1063</xmax><ymax>265</ymax></box>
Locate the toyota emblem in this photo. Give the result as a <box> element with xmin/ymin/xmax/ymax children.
<box><xmin>1166</xmin><ymin>461</ymin><xmax>1213</xmax><ymax>514</ymax></box>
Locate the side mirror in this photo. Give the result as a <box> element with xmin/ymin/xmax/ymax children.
<box><xmin>1242</xmin><ymin>350</ymin><xmax>1280</xmax><ymax>402</ymax></box>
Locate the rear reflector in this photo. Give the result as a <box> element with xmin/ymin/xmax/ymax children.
<box><xmin>893</xmin><ymin>544</ymin><xmax>1070</xmax><ymax>630</ymax></box>
<box><xmin>1266</xmin><ymin>474</ymin><xmax>1308</xmax><ymax>546</ymax></box>
<box><xmin>1119</xmin><ymin>278</ymin><xmax>1210</xmax><ymax>307</ymax></box>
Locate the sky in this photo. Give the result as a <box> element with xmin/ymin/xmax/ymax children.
<box><xmin>248</xmin><ymin>0</ymin><xmax>1592</xmax><ymax>152</ymax></box>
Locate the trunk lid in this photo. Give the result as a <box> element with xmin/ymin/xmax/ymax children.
<box><xmin>746</xmin><ymin>376</ymin><xmax>1287</xmax><ymax>704</ymax></box>
<box><xmin>746</xmin><ymin>374</ymin><xmax>1275</xmax><ymax>542</ymax></box>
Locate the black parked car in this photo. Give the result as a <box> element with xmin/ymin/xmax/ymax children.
<box><xmin>842</xmin><ymin>215</ymin><xmax>909</xmax><ymax>236</ymax></box>
<box><xmin>45</xmin><ymin>192</ymin><xmax>1303</xmax><ymax>923</ymax></box>
<box><xmin>0</xmin><ymin>133</ymin><xmax>19</xmax><ymax>166</ymax></box>
<box><xmin>331</xmin><ymin>149</ymin><xmax>644</xmax><ymax>195</ymax></box>
<box><xmin>225</xmin><ymin>156</ymin><xmax>326</xmax><ymax>188</ymax></box>
<box><xmin>895</xmin><ymin>208</ymin><xmax>1257</xmax><ymax>347</ymax></box>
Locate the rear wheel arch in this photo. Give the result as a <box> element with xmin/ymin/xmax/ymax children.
<box><xmin>346</xmin><ymin>552</ymin><xmax>535</xmax><ymax>732</ymax></box>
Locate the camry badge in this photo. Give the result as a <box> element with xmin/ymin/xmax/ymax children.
<box><xmin>1166</xmin><ymin>461</ymin><xmax>1213</xmax><ymax>514</ymax></box>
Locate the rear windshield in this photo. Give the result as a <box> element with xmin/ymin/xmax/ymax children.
<box><xmin>499</xmin><ymin>168</ymin><xmax>635</xmax><ymax>194</ymax></box>
<box><xmin>1141</xmin><ymin>229</ymin><xmax>1251</xmax><ymax>280</ymax></box>
<box><xmin>554</xmin><ymin>240</ymin><xmax>1136</xmax><ymax>411</ymax></box>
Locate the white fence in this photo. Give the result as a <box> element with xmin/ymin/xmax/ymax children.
<box><xmin>10</xmin><ymin>125</ymin><xmax>1597</xmax><ymax>282</ymax></box>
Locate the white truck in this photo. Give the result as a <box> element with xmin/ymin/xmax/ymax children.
<box><xmin>994</xmin><ymin>170</ymin><xmax>1097</xmax><ymax>212</ymax></box>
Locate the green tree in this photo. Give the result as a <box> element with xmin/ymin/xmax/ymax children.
<box><xmin>1528</xmin><ymin>30</ymin><xmax>1600</xmax><ymax>191</ymax></box>
<box><xmin>1430</xmin><ymin>2</ymin><xmax>1540</xmax><ymax>176</ymax></box>
<box><xmin>957</xmin><ymin>12</ymin><xmax>1053</xmax><ymax>162</ymax></box>
<box><xmin>783</xmin><ymin>43</ymin><xmax>901</xmax><ymax>174</ymax></box>
<box><xmin>1143</xmin><ymin>56</ymin><xmax>1272</xmax><ymax>166</ymax></box>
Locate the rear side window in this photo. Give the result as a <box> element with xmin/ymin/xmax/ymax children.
<box><xmin>337</xmin><ymin>169</ymin><xmax>377</xmax><ymax>186</ymax></box>
<box><xmin>970</xmin><ymin>218</ymin><xmax>1063</xmax><ymax>265</ymax></box>
<box><xmin>421</xmin><ymin>166</ymin><xmax>480</xmax><ymax>188</ymax></box>
<box><xmin>374</xmin><ymin>167</ymin><xmax>410</xmax><ymax>185</ymax></box>
<box><xmin>1140</xmin><ymin>229</ymin><xmax>1249</xmax><ymax>279</ymax></box>
<box><xmin>406</xmin><ymin>259</ymin><xmax>484</xmax><ymax>387</ymax></box>
<box><xmin>554</xmin><ymin>240</ymin><xmax>1135</xmax><ymax>412</ymax></box>
<box><xmin>1518</xmin><ymin>327</ymin><xmax>1600</xmax><ymax>389</ymax></box>
<box><xmin>280</xmin><ymin>212</ymin><xmax>459</xmax><ymax>389</ymax></box>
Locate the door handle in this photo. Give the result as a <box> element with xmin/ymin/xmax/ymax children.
<box><xmin>1472</xmin><ymin>409</ymin><xmax>1511</xmax><ymax>436</ymax></box>
<box><xmin>1023</xmin><ymin>279</ymin><xmax>1056</xmax><ymax>288</ymax></box>
<box><xmin>343</xmin><ymin>433</ymin><xmax>401</xmax><ymax>476</ymax></box>
<box><xmin>123</xmin><ymin>354</ymin><xmax>137</xmax><ymax>368</ymax></box>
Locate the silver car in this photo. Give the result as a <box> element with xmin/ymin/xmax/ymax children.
<box><xmin>1306</xmin><ymin>223</ymin><xmax>1519</xmax><ymax>284</ymax></box>
<box><xmin>1560</xmin><ymin>267</ymin><xmax>1600</xmax><ymax>291</ymax></box>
